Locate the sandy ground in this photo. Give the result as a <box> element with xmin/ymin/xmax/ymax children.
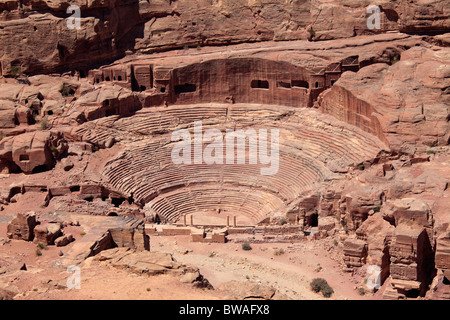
<box><xmin>0</xmin><ymin>152</ymin><xmax>382</xmax><ymax>301</ymax></box>
<box><xmin>0</xmin><ymin>215</ymin><xmax>382</xmax><ymax>300</ymax></box>
<box><xmin>150</xmin><ymin>235</ymin><xmax>379</xmax><ymax>300</ymax></box>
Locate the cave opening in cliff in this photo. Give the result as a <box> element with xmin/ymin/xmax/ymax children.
<box><xmin>19</xmin><ymin>154</ymin><xmax>30</xmax><ymax>162</ymax></box>
<box><xmin>251</xmin><ymin>80</ymin><xmax>269</xmax><ymax>89</ymax></box>
<box><xmin>57</xmin><ymin>44</ymin><xmax>66</xmax><ymax>61</ymax></box>
<box><xmin>404</xmin><ymin>289</ymin><xmax>420</xmax><ymax>298</ymax></box>
<box><xmin>277</xmin><ymin>81</ymin><xmax>291</xmax><ymax>89</ymax></box>
<box><xmin>175</xmin><ymin>83</ymin><xmax>197</xmax><ymax>94</ymax></box>
<box><xmin>111</xmin><ymin>197</ymin><xmax>126</xmax><ymax>207</ymax></box>
<box><xmin>310</xmin><ymin>212</ymin><xmax>319</xmax><ymax>227</ymax></box>
<box><xmin>70</xmin><ymin>186</ymin><xmax>80</xmax><ymax>192</ymax></box>
<box><xmin>291</xmin><ymin>80</ymin><xmax>309</xmax><ymax>89</ymax></box>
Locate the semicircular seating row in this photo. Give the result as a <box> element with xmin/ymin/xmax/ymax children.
<box><xmin>91</xmin><ymin>104</ymin><xmax>386</xmax><ymax>224</ymax></box>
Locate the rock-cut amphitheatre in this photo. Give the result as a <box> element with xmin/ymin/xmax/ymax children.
<box><xmin>0</xmin><ymin>0</ymin><xmax>449</xmax><ymax>300</ymax></box>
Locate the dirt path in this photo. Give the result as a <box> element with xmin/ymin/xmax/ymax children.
<box><xmin>151</xmin><ymin>235</ymin><xmax>371</xmax><ymax>300</ymax></box>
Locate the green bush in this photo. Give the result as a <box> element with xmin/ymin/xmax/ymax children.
<box><xmin>35</xmin><ymin>248</ymin><xmax>42</xmax><ymax>256</ymax></box>
<box><xmin>274</xmin><ymin>248</ymin><xmax>285</xmax><ymax>256</ymax></box>
<box><xmin>39</xmin><ymin>117</ymin><xmax>49</xmax><ymax>130</ymax></box>
<box><xmin>242</xmin><ymin>242</ymin><xmax>252</xmax><ymax>251</ymax></box>
<box><xmin>391</xmin><ymin>54</ymin><xmax>400</xmax><ymax>65</ymax></box>
<box><xmin>310</xmin><ymin>278</ymin><xmax>334</xmax><ymax>298</ymax></box>
<box><xmin>372</xmin><ymin>206</ymin><xmax>381</xmax><ymax>213</ymax></box>
<box><xmin>279</xmin><ymin>218</ymin><xmax>287</xmax><ymax>225</ymax></box>
<box><xmin>60</xmin><ymin>84</ymin><xmax>75</xmax><ymax>97</ymax></box>
<box><xmin>10</xmin><ymin>65</ymin><xmax>21</xmax><ymax>76</ymax></box>
<box><xmin>321</xmin><ymin>284</ymin><xmax>334</xmax><ymax>298</ymax></box>
<box><xmin>36</xmin><ymin>242</ymin><xmax>47</xmax><ymax>250</ymax></box>
<box><xmin>358</xmin><ymin>287</ymin><xmax>366</xmax><ymax>296</ymax></box>
<box><xmin>50</xmin><ymin>145</ymin><xmax>58</xmax><ymax>155</ymax></box>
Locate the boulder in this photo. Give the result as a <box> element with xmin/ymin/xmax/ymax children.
<box><xmin>55</xmin><ymin>233</ymin><xmax>74</xmax><ymax>247</ymax></box>
<box><xmin>343</xmin><ymin>238</ymin><xmax>368</xmax><ymax>268</ymax></box>
<box><xmin>218</xmin><ymin>280</ymin><xmax>279</xmax><ymax>300</ymax></box>
<box><xmin>33</xmin><ymin>223</ymin><xmax>62</xmax><ymax>245</ymax></box>
<box><xmin>61</xmin><ymin>158</ymin><xmax>74</xmax><ymax>171</ymax></box>
<box><xmin>0</xmin><ymin>131</ymin><xmax>68</xmax><ymax>174</ymax></box>
<box><xmin>6</xmin><ymin>211</ymin><xmax>37</xmax><ymax>241</ymax></box>
<box><xmin>386</xmin><ymin>198</ymin><xmax>432</xmax><ymax>227</ymax></box>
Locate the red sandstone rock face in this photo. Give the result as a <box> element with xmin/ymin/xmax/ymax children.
<box><xmin>436</xmin><ymin>230</ymin><xmax>450</xmax><ymax>270</ymax></box>
<box><xmin>33</xmin><ymin>222</ymin><xmax>62</xmax><ymax>245</ymax></box>
<box><xmin>0</xmin><ymin>2</ymin><xmax>448</xmax><ymax>299</ymax></box>
<box><xmin>6</xmin><ymin>211</ymin><xmax>37</xmax><ymax>241</ymax></box>
<box><xmin>0</xmin><ymin>0</ymin><xmax>448</xmax><ymax>75</ymax></box>
<box><xmin>0</xmin><ymin>131</ymin><xmax>68</xmax><ymax>173</ymax></box>
<box><xmin>317</xmin><ymin>46</ymin><xmax>450</xmax><ymax>154</ymax></box>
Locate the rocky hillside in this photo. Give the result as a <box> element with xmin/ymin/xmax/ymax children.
<box><xmin>0</xmin><ymin>0</ymin><xmax>449</xmax><ymax>74</ymax></box>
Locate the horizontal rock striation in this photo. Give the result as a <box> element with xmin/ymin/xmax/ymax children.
<box><xmin>0</xmin><ymin>1</ymin><xmax>448</xmax><ymax>75</ymax></box>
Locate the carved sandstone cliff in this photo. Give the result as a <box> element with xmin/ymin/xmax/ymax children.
<box><xmin>317</xmin><ymin>46</ymin><xmax>450</xmax><ymax>154</ymax></box>
<box><xmin>0</xmin><ymin>0</ymin><xmax>448</xmax><ymax>75</ymax></box>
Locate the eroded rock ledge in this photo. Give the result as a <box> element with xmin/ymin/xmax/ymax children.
<box><xmin>0</xmin><ymin>0</ymin><xmax>449</xmax><ymax>74</ymax></box>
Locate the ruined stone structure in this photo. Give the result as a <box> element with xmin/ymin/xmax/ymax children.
<box><xmin>0</xmin><ymin>0</ymin><xmax>449</xmax><ymax>301</ymax></box>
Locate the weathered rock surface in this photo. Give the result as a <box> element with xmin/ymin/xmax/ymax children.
<box><xmin>0</xmin><ymin>1</ymin><xmax>448</xmax><ymax>75</ymax></box>
<box><xmin>318</xmin><ymin>46</ymin><xmax>450</xmax><ymax>154</ymax></box>
<box><xmin>93</xmin><ymin>247</ymin><xmax>213</xmax><ymax>288</ymax></box>
<box><xmin>435</xmin><ymin>230</ymin><xmax>450</xmax><ymax>270</ymax></box>
<box><xmin>6</xmin><ymin>211</ymin><xmax>37</xmax><ymax>241</ymax></box>
<box><xmin>385</xmin><ymin>223</ymin><xmax>435</xmax><ymax>298</ymax></box>
<box><xmin>218</xmin><ymin>280</ymin><xmax>288</xmax><ymax>300</ymax></box>
<box><xmin>33</xmin><ymin>222</ymin><xmax>62</xmax><ymax>245</ymax></box>
<box><xmin>0</xmin><ymin>1</ymin><xmax>448</xmax><ymax>301</ymax></box>
<box><xmin>0</xmin><ymin>131</ymin><xmax>68</xmax><ymax>173</ymax></box>
<box><xmin>343</xmin><ymin>238</ymin><xmax>368</xmax><ymax>269</ymax></box>
<box><xmin>55</xmin><ymin>233</ymin><xmax>73</xmax><ymax>247</ymax></box>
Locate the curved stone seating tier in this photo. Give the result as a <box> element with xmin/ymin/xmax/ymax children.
<box><xmin>145</xmin><ymin>186</ymin><xmax>285</xmax><ymax>224</ymax></box>
<box><xmin>95</xmin><ymin>103</ymin><xmax>385</xmax><ymax>224</ymax></box>
<box><xmin>103</xmin><ymin>140</ymin><xmax>328</xmax><ymax>205</ymax></box>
